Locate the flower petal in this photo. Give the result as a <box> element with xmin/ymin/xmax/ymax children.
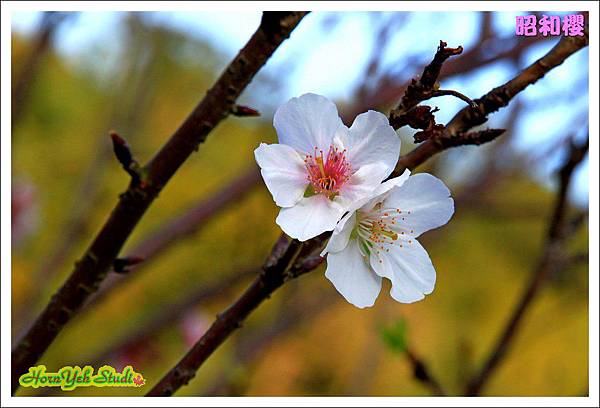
<box><xmin>374</xmin><ymin>169</ymin><xmax>411</xmax><ymax>196</ymax></box>
<box><xmin>337</xmin><ymin>162</ymin><xmax>390</xmax><ymax>209</ymax></box>
<box><xmin>273</xmin><ymin>93</ymin><xmax>343</xmax><ymax>154</ymax></box>
<box><xmin>359</xmin><ymin>169</ymin><xmax>412</xmax><ymax>214</ymax></box>
<box><xmin>322</xmin><ymin>212</ymin><xmax>356</xmax><ymax>255</ymax></box>
<box><xmin>342</xmin><ymin>110</ymin><xmax>401</xmax><ymax>178</ymax></box>
<box><xmin>325</xmin><ymin>239</ymin><xmax>382</xmax><ymax>308</ymax></box>
<box><xmin>370</xmin><ymin>239</ymin><xmax>436</xmax><ymax>304</ymax></box>
<box><xmin>276</xmin><ymin>194</ymin><xmax>345</xmax><ymax>241</ymax></box>
<box><xmin>254</xmin><ymin>143</ymin><xmax>308</xmax><ymax>207</ymax></box>
<box><xmin>385</xmin><ymin>173</ymin><xmax>454</xmax><ymax>237</ymax></box>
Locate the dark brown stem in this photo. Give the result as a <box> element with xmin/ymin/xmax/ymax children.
<box><xmin>119</xmin><ymin>168</ymin><xmax>261</xmax><ymax>268</ymax></box>
<box><xmin>11</xmin><ymin>11</ymin><xmax>308</xmax><ymax>394</ymax></box>
<box><xmin>406</xmin><ymin>348</ymin><xmax>447</xmax><ymax>396</ymax></box>
<box><xmin>392</xmin><ymin>32</ymin><xmax>589</xmax><ymax>176</ymax></box>
<box><xmin>465</xmin><ymin>137</ymin><xmax>588</xmax><ymax>396</ymax></box>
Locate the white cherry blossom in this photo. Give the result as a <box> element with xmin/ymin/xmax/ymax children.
<box><xmin>255</xmin><ymin>93</ymin><xmax>400</xmax><ymax>241</ymax></box>
<box><xmin>322</xmin><ymin>170</ymin><xmax>454</xmax><ymax>308</ymax></box>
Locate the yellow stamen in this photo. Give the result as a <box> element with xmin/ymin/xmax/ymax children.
<box><xmin>380</xmin><ymin>229</ymin><xmax>398</xmax><ymax>240</ymax></box>
<box><xmin>315</xmin><ymin>155</ymin><xmax>326</xmax><ymax>178</ymax></box>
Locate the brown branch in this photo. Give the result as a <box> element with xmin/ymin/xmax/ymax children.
<box><xmin>11</xmin><ymin>11</ymin><xmax>308</xmax><ymax>394</ymax></box>
<box><xmin>392</xmin><ymin>32</ymin><xmax>589</xmax><ymax>176</ymax></box>
<box><xmin>560</xmin><ymin>251</ymin><xmax>588</xmax><ymax>269</ymax></box>
<box><xmin>24</xmin><ymin>85</ymin><xmax>261</xmax><ymax>331</ymax></box>
<box><xmin>465</xmin><ymin>137</ymin><xmax>589</xmax><ymax>396</ymax></box>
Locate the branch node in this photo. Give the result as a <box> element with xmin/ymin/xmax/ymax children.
<box><xmin>414</xmin><ymin>124</ymin><xmax>445</xmax><ymax>143</ymax></box>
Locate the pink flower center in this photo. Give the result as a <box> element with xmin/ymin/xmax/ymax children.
<box><xmin>304</xmin><ymin>146</ymin><xmax>352</xmax><ymax>196</ymax></box>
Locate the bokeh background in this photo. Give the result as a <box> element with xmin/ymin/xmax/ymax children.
<box><xmin>11</xmin><ymin>11</ymin><xmax>589</xmax><ymax>396</ymax></box>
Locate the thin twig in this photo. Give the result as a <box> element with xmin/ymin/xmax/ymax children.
<box><xmin>31</xmin><ymin>168</ymin><xmax>263</xmax><ymax>349</ymax></box>
<box><xmin>392</xmin><ymin>33</ymin><xmax>589</xmax><ymax>176</ymax></box>
<box><xmin>465</xmin><ymin>137</ymin><xmax>589</xmax><ymax>396</ymax></box>
<box><xmin>428</xmin><ymin>89</ymin><xmax>478</xmax><ymax>108</ymax></box>
<box><xmin>11</xmin><ymin>12</ymin><xmax>308</xmax><ymax>394</ymax></box>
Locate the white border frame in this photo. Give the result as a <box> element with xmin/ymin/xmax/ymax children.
<box><xmin>2</xmin><ymin>2</ymin><xmax>598</xmax><ymax>407</ymax></box>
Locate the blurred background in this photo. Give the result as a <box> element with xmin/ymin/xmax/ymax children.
<box><xmin>11</xmin><ymin>11</ymin><xmax>589</xmax><ymax>396</ymax></box>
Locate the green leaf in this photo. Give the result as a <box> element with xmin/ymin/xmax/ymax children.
<box><xmin>380</xmin><ymin>318</ymin><xmax>408</xmax><ymax>354</ymax></box>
